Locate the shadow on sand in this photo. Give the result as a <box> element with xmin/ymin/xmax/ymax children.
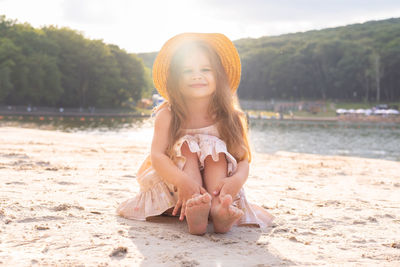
<box><xmin>115</xmin><ymin>215</ymin><xmax>293</xmax><ymax>266</ymax></box>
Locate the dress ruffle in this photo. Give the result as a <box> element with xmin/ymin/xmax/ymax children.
<box><xmin>232</xmin><ymin>189</ymin><xmax>274</xmax><ymax>227</ymax></box>
<box><xmin>173</xmin><ymin>134</ymin><xmax>237</xmax><ymax>176</ymax></box>
<box><xmin>117</xmin><ymin>171</ymin><xmax>177</xmax><ymax>220</ymax></box>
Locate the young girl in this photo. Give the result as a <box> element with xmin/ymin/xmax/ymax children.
<box><xmin>117</xmin><ymin>33</ymin><xmax>274</xmax><ymax>235</ymax></box>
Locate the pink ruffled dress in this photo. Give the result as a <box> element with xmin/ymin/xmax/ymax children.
<box><xmin>117</xmin><ymin>124</ymin><xmax>274</xmax><ymax>227</ymax></box>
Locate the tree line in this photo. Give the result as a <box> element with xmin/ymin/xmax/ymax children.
<box><xmin>1</xmin><ymin>15</ymin><xmax>399</xmax><ymax>108</ymax></box>
<box><xmin>0</xmin><ymin>15</ymin><xmax>151</xmax><ymax>108</ymax></box>
<box><xmin>236</xmin><ymin>18</ymin><xmax>400</xmax><ymax>102</ymax></box>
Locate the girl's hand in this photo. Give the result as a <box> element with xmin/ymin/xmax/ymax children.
<box><xmin>173</xmin><ymin>176</ymin><xmax>206</xmax><ymax>221</ymax></box>
<box><xmin>213</xmin><ymin>161</ymin><xmax>249</xmax><ymax>201</ymax></box>
<box><xmin>213</xmin><ymin>177</ymin><xmax>241</xmax><ymax>201</ymax></box>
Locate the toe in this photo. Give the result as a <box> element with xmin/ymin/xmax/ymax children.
<box><xmin>186</xmin><ymin>198</ymin><xmax>195</xmax><ymax>207</ymax></box>
<box><xmin>220</xmin><ymin>194</ymin><xmax>233</xmax><ymax>208</ymax></box>
<box><xmin>229</xmin><ymin>206</ymin><xmax>243</xmax><ymax>218</ymax></box>
<box><xmin>194</xmin><ymin>195</ymin><xmax>202</xmax><ymax>205</ymax></box>
<box><xmin>201</xmin><ymin>193</ymin><xmax>211</xmax><ymax>203</ymax></box>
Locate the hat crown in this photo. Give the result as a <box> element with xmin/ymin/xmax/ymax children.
<box><xmin>152</xmin><ymin>33</ymin><xmax>241</xmax><ymax>100</ymax></box>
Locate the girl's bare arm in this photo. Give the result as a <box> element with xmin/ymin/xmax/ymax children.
<box><xmin>231</xmin><ymin>159</ymin><xmax>250</xmax><ymax>186</ymax></box>
<box><xmin>150</xmin><ymin>107</ymin><xmax>205</xmax><ymax>219</ymax></box>
<box><xmin>150</xmin><ymin>107</ymin><xmax>187</xmax><ymax>186</ymax></box>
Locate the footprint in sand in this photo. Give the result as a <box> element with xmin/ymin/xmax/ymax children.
<box><xmin>1</xmin><ymin>153</ymin><xmax>29</xmax><ymax>159</ymax></box>
<box><xmin>35</xmin><ymin>161</ymin><xmax>50</xmax><ymax>167</ymax></box>
<box><xmin>35</xmin><ymin>225</ymin><xmax>50</xmax><ymax>230</ymax></box>
<box><xmin>11</xmin><ymin>160</ymin><xmax>33</xmax><ymax>167</ymax></box>
<box><xmin>384</xmin><ymin>214</ymin><xmax>396</xmax><ymax>219</ymax></box>
<box><xmin>352</xmin><ymin>238</ymin><xmax>367</xmax><ymax>244</ymax></box>
<box><xmin>5</xmin><ymin>181</ymin><xmax>26</xmax><ymax>185</ymax></box>
<box><xmin>55</xmin><ymin>181</ymin><xmax>76</xmax><ymax>185</ymax></box>
<box><xmin>173</xmin><ymin>254</ymin><xmax>199</xmax><ymax>267</ymax></box>
<box><xmin>375</xmin><ymin>213</ymin><xmax>396</xmax><ymax>219</ymax></box>
<box><xmin>51</xmin><ymin>204</ymin><xmax>84</xmax><ymax>211</ymax></box>
<box><xmin>299</xmin><ymin>231</ymin><xmax>316</xmax><ymax>236</ymax></box>
<box><xmin>161</xmin><ymin>233</ymin><xmax>182</xmax><ymax>241</ymax></box>
<box><xmin>109</xmin><ymin>246</ymin><xmax>128</xmax><ymax>257</ymax></box>
<box><xmin>122</xmin><ymin>175</ymin><xmax>136</xmax><ymax>178</ymax></box>
<box><xmin>179</xmin><ymin>259</ymin><xmax>199</xmax><ymax>267</ymax></box>
<box><xmin>288</xmin><ymin>236</ymin><xmax>300</xmax><ymax>242</ymax></box>
<box><xmin>205</xmin><ymin>233</ymin><xmax>222</xmax><ymax>242</ymax></box>
<box><xmin>45</xmin><ymin>167</ymin><xmax>59</xmax><ymax>171</ymax></box>
<box><xmin>17</xmin><ymin>215</ymin><xmax>64</xmax><ymax>223</ymax></box>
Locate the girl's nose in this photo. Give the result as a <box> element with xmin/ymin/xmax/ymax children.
<box><xmin>191</xmin><ymin>71</ymin><xmax>202</xmax><ymax>80</ymax></box>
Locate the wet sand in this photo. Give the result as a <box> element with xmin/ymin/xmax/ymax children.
<box><xmin>0</xmin><ymin>126</ymin><xmax>399</xmax><ymax>266</ymax></box>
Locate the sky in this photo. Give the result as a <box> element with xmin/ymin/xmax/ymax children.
<box><xmin>1</xmin><ymin>0</ymin><xmax>400</xmax><ymax>53</ymax></box>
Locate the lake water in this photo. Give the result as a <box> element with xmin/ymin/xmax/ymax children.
<box><xmin>249</xmin><ymin>119</ymin><xmax>400</xmax><ymax>161</ymax></box>
<box><xmin>3</xmin><ymin>118</ymin><xmax>400</xmax><ymax>161</ymax></box>
<box><xmin>67</xmin><ymin>118</ymin><xmax>400</xmax><ymax>162</ymax></box>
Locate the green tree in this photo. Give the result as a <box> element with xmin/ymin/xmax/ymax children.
<box><xmin>0</xmin><ymin>37</ymin><xmax>17</xmax><ymax>102</ymax></box>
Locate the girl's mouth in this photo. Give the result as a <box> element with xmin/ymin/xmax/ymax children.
<box><xmin>188</xmin><ymin>83</ymin><xmax>207</xmax><ymax>88</ymax></box>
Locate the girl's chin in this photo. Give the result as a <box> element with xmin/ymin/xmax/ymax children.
<box><xmin>182</xmin><ymin>94</ymin><xmax>214</xmax><ymax>100</ymax></box>
<box><xmin>182</xmin><ymin>89</ymin><xmax>216</xmax><ymax>98</ymax></box>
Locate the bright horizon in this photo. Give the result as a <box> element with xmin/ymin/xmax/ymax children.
<box><xmin>1</xmin><ymin>0</ymin><xmax>400</xmax><ymax>53</ymax></box>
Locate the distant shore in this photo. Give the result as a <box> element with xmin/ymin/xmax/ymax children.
<box><xmin>336</xmin><ymin>115</ymin><xmax>400</xmax><ymax>123</ymax></box>
<box><xmin>288</xmin><ymin>115</ymin><xmax>400</xmax><ymax>123</ymax></box>
<box><xmin>2</xmin><ymin>112</ymin><xmax>400</xmax><ymax>124</ymax></box>
<box><xmin>0</xmin><ymin>108</ymin><xmax>148</xmax><ymax>118</ymax></box>
<box><xmin>250</xmin><ymin>114</ymin><xmax>400</xmax><ymax>123</ymax></box>
<box><xmin>1</xmin><ymin>106</ymin><xmax>400</xmax><ymax>123</ymax></box>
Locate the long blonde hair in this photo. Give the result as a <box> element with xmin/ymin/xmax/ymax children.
<box><xmin>155</xmin><ymin>41</ymin><xmax>251</xmax><ymax>162</ymax></box>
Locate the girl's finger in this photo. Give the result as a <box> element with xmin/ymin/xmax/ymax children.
<box><xmin>219</xmin><ymin>189</ymin><xmax>227</xmax><ymax>202</ymax></box>
<box><xmin>172</xmin><ymin>200</ymin><xmax>182</xmax><ymax>216</ymax></box>
<box><xmin>179</xmin><ymin>203</ymin><xmax>186</xmax><ymax>221</ymax></box>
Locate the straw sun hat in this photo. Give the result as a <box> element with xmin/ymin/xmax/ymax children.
<box><xmin>152</xmin><ymin>33</ymin><xmax>241</xmax><ymax>100</ymax></box>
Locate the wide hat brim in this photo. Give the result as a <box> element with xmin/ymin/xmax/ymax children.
<box><xmin>152</xmin><ymin>33</ymin><xmax>241</xmax><ymax>100</ymax></box>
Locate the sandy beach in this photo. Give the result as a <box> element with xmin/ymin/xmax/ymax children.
<box><xmin>0</xmin><ymin>126</ymin><xmax>399</xmax><ymax>266</ymax></box>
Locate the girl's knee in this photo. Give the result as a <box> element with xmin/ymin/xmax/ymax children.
<box><xmin>181</xmin><ymin>142</ymin><xmax>199</xmax><ymax>161</ymax></box>
<box><xmin>204</xmin><ymin>153</ymin><xmax>227</xmax><ymax>167</ymax></box>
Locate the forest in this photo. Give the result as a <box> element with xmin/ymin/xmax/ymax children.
<box><xmin>235</xmin><ymin>18</ymin><xmax>400</xmax><ymax>102</ymax></box>
<box><xmin>1</xmin><ymin>15</ymin><xmax>399</xmax><ymax>109</ymax></box>
<box><xmin>0</xmin><ymin>15</ymin><xmax>150</xmax><ymax>108</ymax></box>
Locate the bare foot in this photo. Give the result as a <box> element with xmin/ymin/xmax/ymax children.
<box><xmin>185</xmin><ymin>193</ymin><xmax>212</xmax><ymax>235</ymax></box>
<box><xmin>211</xmin><ymin>194</ymin><xmax>243</xmax><ymax>233</ymax></box>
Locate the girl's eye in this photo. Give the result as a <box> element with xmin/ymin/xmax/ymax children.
<box><xmin>183</xmin><ymin>69</ymin><xmax>192</xmax><ymax>74</ymax></box>
<box><xmin>202</xmin><ymin>68</ymin><xmax>211</xmax><ymax>72</ymax></box>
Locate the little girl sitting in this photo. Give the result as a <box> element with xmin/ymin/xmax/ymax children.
<box><xmin>117</xmin><ymin>33</ymin><xmax>273</xmax><ymax>235</ymax></box>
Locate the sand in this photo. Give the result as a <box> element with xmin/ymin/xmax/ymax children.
<box><xmin>0</xmin><ymin>126</ymin><xmax>399</xmax><ymax>266</ymax></box>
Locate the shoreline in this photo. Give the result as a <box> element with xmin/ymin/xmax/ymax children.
<box><xmin>1</xmin><ymin>127</ymin><xmax>399</xmax><ymax>266</ymax></box>
<box><xmin>256</xmin><ymin>115</ymin><xmax>400</xmax><ymax>123</ymax></box>
<box><xmin>0</xmin><ymin>111</ymin><xmax>148</xmax><ymax>118</ymax></box>
<box><xmin>2</xmin><ymin>112</ymin><xmax>400</xmax><ymax>124</ymax></box>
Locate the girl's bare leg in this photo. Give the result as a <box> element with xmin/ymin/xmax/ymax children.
<box><xmin>180</xmin><ymin>142</ymin><xmax>211</xmax><ymax>235</ymax></box>
<box><xmin>203</xmin><ymin>154</ymin><xmax>243</xmax><ymax>233</ymax></box>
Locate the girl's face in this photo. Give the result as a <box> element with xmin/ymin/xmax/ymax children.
<box><xmin>179</xmin><ymin>47</ymin><xmax>216</xmax><ymax>100</ymax></box>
